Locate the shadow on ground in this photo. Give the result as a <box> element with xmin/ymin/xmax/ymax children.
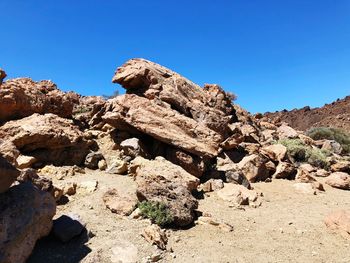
<box><xmin>27</xmin><ymin>229</ymin><xmax>91</xmax><ymax>263</ymax></box>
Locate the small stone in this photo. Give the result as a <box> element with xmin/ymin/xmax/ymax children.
<box><xmin>150</xmin><ymin>253</ymin><xmax>162</xmax><ymax>262</ymax></box>
<box><xmin>107</xmin><ymin>159</ymin><xmax>128</xmax><ymax>174</ymax></box>
<box><xmin>52</xmin><ymin>214</ymin><xmax>86</xmax><ymax>243</ymax></box>
<box><xmin>77</xmin><ymin>180</ymin><xmax>98</xmax><ymax>194</ymax></box>
<box><xmin>98</xmin><ymin>159</ymin><xmax>107</xmax><ymax>170</ymax></box>
<box><xmin>84</xmin><ymin>152</ymin><xmax>104</xmax><ymax>169</ymax></box>
<box><xmin>16</xmin><ymin>155</ymin><xmax>37</xmax><ymax>169</ymax></box>
<box><xmin>103</xmin><ymin>189</ymin><xmax>137</xmax><ymax>216</ymax></box>
<box><xmin>141</xmin><ymin>225</ymin><xmax>168</xmax><ymax>250</ymax></box>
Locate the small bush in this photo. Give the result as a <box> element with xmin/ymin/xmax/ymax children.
<box><xmin>138</xmin><ymin>201</ymin><xmax>173</xmax><ymax>227</ymax></box>
<box><xmin>306</xmin><ymin>127</ymin><xmax>350</xmax><ymax>154</ymax></box>
<box><xmin>278</xmin><ymin>138</ymin><xmax>330</xmax><ymax>169</ymax></box>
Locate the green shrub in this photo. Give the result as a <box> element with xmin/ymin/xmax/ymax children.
<box><xmin>278</xmin><ymin>139</ymin><xmax>308</xmax><ymax>162</ymax></box>
<box><xmin>138</xmin><ymin>201</ymin><xmax>173</xmax><ymax>227</ymax></box>
<box><xmin>278</xmin><ymin>138</ymin><xmax>330</xmax><ymax>169</ymax></box>
<box><xmin>306</xmin><ymin>127</ymin><xmax>350</xmax><ymax>154</ymax></box>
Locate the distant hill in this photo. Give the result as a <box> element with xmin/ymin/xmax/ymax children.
<box><xmin>262</xmin><ymin>96</ymin><xmax>350</xmax><ymax>132</ymax></box>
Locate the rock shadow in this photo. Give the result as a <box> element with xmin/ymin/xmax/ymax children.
<box><xmin>27</xmin><ymin>229</ymin><xmax>91</xmax><ymax>263</ymax></box>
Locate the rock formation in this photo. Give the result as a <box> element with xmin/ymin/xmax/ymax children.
<box><xmin>0</xmin><ymin>78</ymin><xmax>80</xmax><ymax>122</ymax></box>
<box><xmin>0</xmin><ymin>58</ymin><xmax>349</xmax><ymax>261</ymax></box>
<box><xmin>0</xmin><ymin>183</ymin><xmax>56</xmax><ymax>263</ymax></box>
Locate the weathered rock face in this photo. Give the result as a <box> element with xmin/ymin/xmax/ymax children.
<box><xmin>165</xmin><ymin>148</ymin><xmax>205</xmax><ymax>178</ymax></box>
<box><xmin>0</xmin><ymin>113</ymin><xmax>90</xmax><ymax>166</ymax></box>
<box><xmin>237</xmin><ymin>154</ymin><xmax>269</xmax><ymax>183</ymax></box>
<box><xmin>261</xmin><ymin>144</ymin><xmax>287</xmax><ymax>162</ymax></box>
<box><xmin>131</xmin><ymin>157</ymin><xmax>199</xmax><ymax>226</ymax></box>
<box><xmin>0</xmin><ymin>183</ymin><xmax>56</xmax><ymax>263</ymax></box>
<box><xmin>0</xmin><ymin>156</ymin><xmax>20</xmax><ymax>193</ymax></box>
<box><xmin>0</xmin><ymin>78</ymin><xmax>79</xmax><ymax>122</ymax></box>
<box><xmin>102</xmin><ymin>94</ymin><xmax>222</xmax><ymax>158</ymax></box>
<box><xmin>273</xmin><ymin>161</ymin><xmax>297</xmax><ymax>179</ymax></box>
<box><xmin>326</xmin><ymin>172</ymin><xmax>350</xmax><ymax>190</ymax></box>
<box><xmin>131</xmin><ymin>157</ymin><xmax>200</xmax><ymax>191</ymax></box>
<box><xmin>112</xmin><ymin>58</ymin><xmax>236</xmax><ymax>137</ymax></box>
<box><xmin>73</xmin><ymin>96</ymin><xmax>106</xmax><ymax>127</ymax></box>
<box><xmin>324</xmin><ymin>210</ymin><xmax>350</xmax><ymax>239</ymax></box>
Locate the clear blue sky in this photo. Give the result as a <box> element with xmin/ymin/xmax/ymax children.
<box><xmin>1</xmin><ymin>0</ymin><xmax>349</xmax><ymax>113</ymax></box>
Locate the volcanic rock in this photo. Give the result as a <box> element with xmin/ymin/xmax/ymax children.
<box><xmin>0</xmin><ymin>113</ymin><xmax>90</xmax><ymax>166</ymax></box>
<box><xmin>102</xmin><ymin>94</ymin><xmax>222</xmax><ymax>158</ymax></box>
<box><xmin>112</xmin><ymin>58</ymin><xmax>236</xmax><ymax>137</ymax></box>
<box><xmin>0</xmin><ymin>155</ymin><xmax>20</xmax><ymax>193</ymax></box>
<box><xmin>0</xmin><ymin>183</ymin><xmax>56</xmax><ymax>263</ymax></box>
<box><xmin>132</xmin><ymin>157</ymin><xmax>199</xmax><ymax>226</ymax></box>
<box><xmin>0</xmin><ymin>78</ymin><xmax>79</xmax><ymax>122</ymax></box>
<box><xmin>325</xmin><ymin>172</ymin><xmax>350</xmax><ymax>190</ymax></box>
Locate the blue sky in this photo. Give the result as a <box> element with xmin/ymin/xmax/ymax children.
<box><xmin>1</xmin><ymin>0</ymin><xmax>349</xmax><ymax>113</ymax></box>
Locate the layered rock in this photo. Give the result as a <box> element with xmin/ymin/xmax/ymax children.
<box><xmin>0</xmin><ymin>183</ymin><xmax>56</xmax><ymax>263</ymax></box>
<box><xmin>112</xmin><ymin>58</ymin><xmax>236</xmax><ymax>137</ymax></box>
<box><xmin>102</xmin><ymin>94</ymin><xmax>222</xmax><ymax>158</ymax></box>
<box><xmin>0</xmin><ymin>113</ymin><xmax>90</xmax><ymax>166</ymax></box>
<box><xmin>0</xmin><ymin>78</ymin><xmax>79</xmax><ymax>122</ymax></box>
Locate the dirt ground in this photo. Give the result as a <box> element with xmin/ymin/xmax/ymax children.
<box><xmin>28</xmin><ymin>169</ymin><xmax>350</xmax><ymax>263</ymax></box>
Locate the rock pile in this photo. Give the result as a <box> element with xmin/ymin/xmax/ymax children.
<box><xmin>0</xmin><ymin>58</ymin><xmax>349</xmax><ymax>261</ymax></box>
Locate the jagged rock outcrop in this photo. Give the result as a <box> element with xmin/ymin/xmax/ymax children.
<box><xmin>0</xmin><ymin>78</ymin><xmax>80</xmax><ymax>122</ymax></box>
<box><xmin>112</xmin><ymin>58</ymin><xmax>236</xmax><ymax>137</ymax></box>
<box><xmin>263</xmin><ymin>96</ymin><xmax>350</xmax><ymax>132</ymax></box>
<box><xmin>0</xmin><ymin>113</ymin><xmax>90</xmax><ymax>166</ymax></box>
<box><xmin>102</xmin><ymin>94</ymin><xmax>222</xmax><ymax>158</ymax></box>
<box><xmin>0</xmin><ymin>183</ymin><xmax>56</xmax><ymax>263</ymax></box>
<box><xmin>0</xmin><ymin>156</ymin><xmax>20</xmax><ymax>193</ymax></box>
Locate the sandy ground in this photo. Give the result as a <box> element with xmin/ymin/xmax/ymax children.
<box><xmin>27</xmin><ymin>170</ymin><xmax>350</xmax><ymax>263</ymax></box>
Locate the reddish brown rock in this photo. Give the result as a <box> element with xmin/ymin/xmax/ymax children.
<box><xmin>273</xmin><ymin>162</ymin><xmax>297</xmax><ymax>180</ymax></box>
<box><xmin>165</xmin><ymin>148</ymin><xmax>205</xmax><ymax>178</ymax></box>
<box><xmin>325</xmin><ymin>172</ymin><xmax>350</xmax><ymax>190</ymax></box>
<box><xmin>141</xmin><ymin>225</ymin><xmax>168</xmax><ymax>250</ymax></box>
<box><xmin>0</xmin><ymin>155</ymin><xmax>20</xmax><ymax>193</ymax></box>
<box><xmin>112</xmin><ymin>58</ymin><xmax>236</xmax><ymax>136</ymax></box>
<box><xmin>0</xmin><ymin>183</ymin><xmax>56</xmax><ymax>263</ymax></box>
<box><xmin>0</xmin><ymin>78</ymin><xmax>79</xmax><ymax>122</ymax></box>
<box><xmin>102</xmin><ymin>94</ymin><xmax>222</xmax><ymax>158</ymax></box>
<box><xmin>0</xmin><ymin>113</ymin><xmax>90</xmax><ymax>166</ymax></box>
<box><xmin>237</xmin><ymin>154</ymin><xmax>269</xmax><ymax>182</ymax></box>
<box><xmin>324</xmin><ymin>210</ymin><xmax>350</xmax><ymax>239</ymax></box>
<box><xmin>130</xmin><ymin>156</ymin><xmax>200</xmax><ymax>191</ymax></box>
<box><xmin>261</xmin><ymin>144</ymin><xmax>287</xmax><ymax>162</ymax></box>
<box><xmin>103</xmin><ymin>189</ymin><xmax>137</xmax><ymax>216</ymax></box>
<box><xmin>132</xmin><ymin>157</ymin><xmax>199</xmax><ymax>227</ymax></box>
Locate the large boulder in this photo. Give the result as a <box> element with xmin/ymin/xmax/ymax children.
<box><xmin>237</xmin><ymin>154</ymin><xmax>269</xmax><ymax>182</ymax></box>
<box><xmin>0</xmin><ymin>183</ymin><xmax>56</xmax><ymax>263</ymax></box>
<box><xmin>130</xmin><ymin>156</ymin><xmax>200</xmax><ymax>191</ymax></box>
<box><xmin>261</xmin><ymin>144</ymin><xmax>287</xmax><ymax>162</ymax></box>
<box><xmin>325</xmin><ymin>172</ymin><xmax>350</xmax><ymax>190</ymax></box>
<box><xmin>0</xmin><ymin>156</ymin><xmax>20</xmax><ymax>193</ymax></box>
<box><xmin>324</xmin><ymin>210</ymin><xmax>350</xmax><ymax>239</ymax></box>
<box><xmin>112</xmin><ymin>58</ymin><xmax>236</xmax><ymax>137</ymax></box>
<box><xmin>131</xmin><ymin>157</ymin><xmax>199</xmax><ymax>227</ymax></box>
<box><xmin>0</xmin><ymin>78</ymin><xmax>79</xmax><ymax>122</ymax></box>
<box><xmin>0</xmin><ymin>113</ymin><xmax>90</xmax><ymax>166</ymax></box>
<box><xmin>102</xmin><ymin>94</ymin><xmax>222</xmax><ymax>158</ymax></box>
